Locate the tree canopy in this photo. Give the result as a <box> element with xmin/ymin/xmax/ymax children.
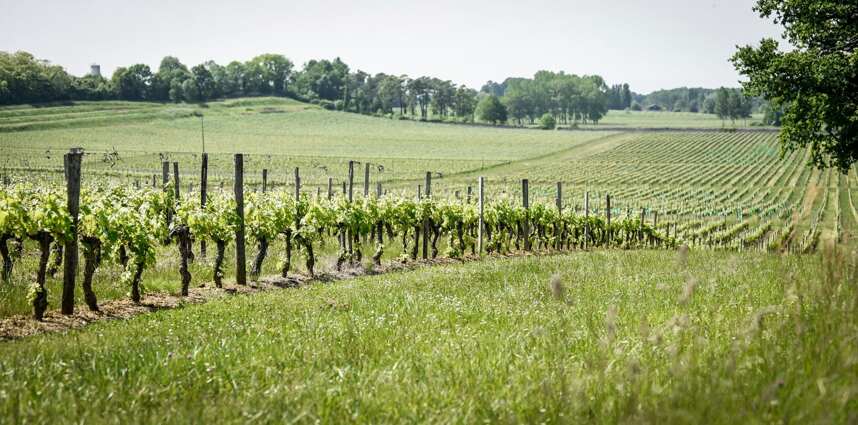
<box><xmin>493</xmin><ymin>72</ymin><xmax>610</xmax><ymax>126</ymax></box>
<box><xmin>732</xmin><ymin>0</ymin><xmax>858</xmax><ymax>171</ymax></box>
<box><xmin>476</xmin><ymin>95</ymin><xmax>507</xmax><ymax>125</ymax></box>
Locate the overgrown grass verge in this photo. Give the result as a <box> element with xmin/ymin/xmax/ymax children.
<box><xmin>0</xmin><ymin>249</ymin><xmax>855</xmax><ymax>423</ymax></box>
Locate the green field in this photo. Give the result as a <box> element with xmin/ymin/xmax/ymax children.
<box><xmin>1</xmin><ymin>97</ymin><xmax>856</xmax><ymax>317</ymax></box>
<box><xmin>1</xmin><ymin>250</ymin><xmax>855</xmax><ymax>423</ymax></box>
<box><xmin>577</xmin><ymin>109</ymin><xmax>766</xmax><ymax>129</ymax></box>
<box><xmin>1</xmin><ymin>97</ymin><xmax>856</xmax><ymax>423</ymax></box>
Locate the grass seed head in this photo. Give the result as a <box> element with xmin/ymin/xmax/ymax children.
<box><xmin>679</xmin><ymin>276</ymin><xmax>698</xmax><ymax>306</ymax></box>
<box><xmin>549</xmin><ymin>273</ymin><xmax>565</xmax><ymax>301</ymax></box>
<box><xmin>605</xmin><ymin>305</ymin><xmax>618</xmax><ymax>339</ymax></box>
<box><xmin>677</xmin><ymin>244</ymin><xmax>689</xmax><ymax>268</ymax></box>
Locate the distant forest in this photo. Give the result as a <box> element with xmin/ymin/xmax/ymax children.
<box><xmin>0</xmin><ymin>50</ymin><xmax>776</xmax><ymax>126</ymax></box>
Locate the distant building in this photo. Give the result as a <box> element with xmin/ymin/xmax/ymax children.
<box><xmin>89</xmin><ymin>64</ymin><xmax>101</xmax><ymax>78</ymax></box>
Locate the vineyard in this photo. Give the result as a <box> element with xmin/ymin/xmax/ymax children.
<box><xmin>0</xmin><ymin>99</ymin><xmax>855</xmax><ymax>320</ymax></box>
<box><xmin>0</xmin><ymin>162</ymin><xmax>671</xmax><ymax>320</ymax></box>
<box><xmin>0</xmin><ymin>98</ymin><xmax>857</xmax><ymax>423</ymax></box>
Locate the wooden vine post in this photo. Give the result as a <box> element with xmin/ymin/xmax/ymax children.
<box><xmin>200</xmin><ymin>153</ymin><xmax>208</xmax><ymax>258</ymax></box>
<box><xmin>478</xmin><ymin>177</ymin><xmax>485</xmax><ymax>255</ymax></box>
<box><xmin>606</xmin><ymin>194</ymin><xmax>612</xmax><ymax>246</ymax></box>
<box><xmin>347</xmin><ymin>161</ymin><xmax>354</xmax><ymax>258</ymax></box>
<box><xmin>161</xmin><ymin>161</ymin><xmax>170</xmax><ymax>187</ymax></box>
<box><xmin>173</xmin><ymin>162</ymin><xmax>180</xmax><ymax>199</ymax></box>
<box><xmin>262</xmin><ymin>169</ymin><xmax>268</xmax><ymax>193</ymax></box>
<box><xmin>234</xmin><ymin>154</ymin><xmax>246</xmax><ymax>285</ymax></box>
<box><xmin>327</xmin><ymin>177</ymin><xmax>333</xmax><ymax>200</ymax></box>
<box><xmin>467</xmin><ymin>186</ymin><xmax>473</xmax><ymax>204</ymax></box>
<box><xmin>61</xmin><ymin>148</ymin><xmax>82</xmax><ymax>315</ymax></box>
<box><xmin>294</xmin><ymin>167</ymin><xmax>301</xmax><ymax>199</ymax></box>
<box><xmin>522</xmin><ymin>179</ymin><xmax>530</xmax><ymax>251</ymax></box>
<box><xmin>364</xmin><ymin>162</ymin><xmax>370</xmax><ymax>197</ymax></box>
<box><xmin>584</xmin><ymin>191</ymin><xmax>590</xmax><ymax>249</ymax></box>
<box><xmin>555</xmin><ymin>182</ymin><xmax>562</xmax><ymax>212</ymax></box>
<box><xmin>423</xmin><ymin>172</ymin><xmax>431</xmax><ymax>259</ymax></box>
<box><xmin>161</xmin><ymin>161</ymin><xmax>171</xmax><ymax>223</ymax></box>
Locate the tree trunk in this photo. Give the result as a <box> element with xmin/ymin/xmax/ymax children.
<box><xmin>297</xmin><ymin>234</ymin><xmax>315</xmax><ymax>277</ymax></box>
<box><xmin>130</xmin><ymin>261</ymin><xmax>144</xmax><ymax>304</ymax></box>
<box><xmin>0</xmin><ymin>234</ymin><xmax>12</xmax><ymax>283</ymax></box>
<box><xmin>118</xmin><ymin>245</ymin><xmax>129</xmax><ymax>267</ymax></box>
<box><xmin>47</xmin><ymin>242</ymin><xmax>63</xmax><ymax>278</ymax></box>
<box><xmin>213</xmin><ymin>240</ymin><xmax>226</xmax><ymax>288</ymax></box>
<box><xmin>250</xmin><ymin>237</ymin><xmax>269</xmax><ymax>282</ymax></box>
<box><xmin>336</xmin><ymin>228</ymin><xmax>347</xmax><ymax>271</ymax></box>
<box><xmin>32</xmin><ymin>232</ymin><xmax>52</xmax><ymax>321</ymax></box>
<box><xmin>81</xmin><ymin>237</ymin><xmax>100</xmax><ymax>311</ymax></box>
<box><xmin>431</xmin><ymin>225</ymin><xmax>440</xmax><ymax>259</ymax></box>
<box><xmin>353</xmin><ymin>233</ymin><xmax>362</xmax><ymax>263</ymax></box>
<box><xmin>372</xmin><ymin>221</ymin><xmax>383</xmax><ymax>266</ymax></box>
<box><xmin>177</xmin><ymin>228</ymin><xmax>192</xmax><ymax>296</ymax></box>
<box><xmin>456</xmin><ymin>222</ymin><xmax>465</xmax><ymax>257</ymax></box>
<box><xmin>281</xmin><ymin>231</ymin><xmax>292</xmax><ymax>278</ymax></box>
<box><xmin>411</xmin><ymin>226</ymin><xmax>420</xmax><ymax>260</ymax></box>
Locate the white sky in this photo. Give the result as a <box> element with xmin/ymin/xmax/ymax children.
<box><xmin>0</xmin><ymin>0</ymin><xmax>784</xmax><ymax>93</ymax></box>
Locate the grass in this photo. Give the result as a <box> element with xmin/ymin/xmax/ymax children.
<box><xmin>0</xmin><ymin>97</ymin><xmax>854</xmax><ymax>317</ymax></box>
<box><xmin>575</xmin><ymin>110</ymin><xmax>767</xmax><ymax>129</ymax></box>
<box><xmin>1</xmin><ymin>97</ymin><xmax>856</xmax><ymax>423</ymax></box>
<box><xmin>0</xmin><ymin>97</ymin><xmax>611</xmax><ymax>187</ymax></box>
<box><xmin>0</xmin><ymin>249</ymin><xmax>855</xmax><ymax>423</ymax></box>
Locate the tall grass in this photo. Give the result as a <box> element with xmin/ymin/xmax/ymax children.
<box><xmin>0</xmin><ymin>249</ymin><xmax>855</xmax><ymax>423</ymax></box>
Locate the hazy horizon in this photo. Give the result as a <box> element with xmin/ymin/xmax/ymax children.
<box><xmin>0</xmin><ymin>0</ymin><xmax>785</xmax><ymax>94</ymax></box>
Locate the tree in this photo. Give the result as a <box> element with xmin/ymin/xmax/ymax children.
<box><xmin>376</xmin><ymin>74</ymin><xmax>402</xmax><ymax>114</ymax></box>
<box><xmin>621</xmin><ymin>83</ymin><xmax>632</xmax><ymax>109</ymax></box>
<box><xmin>407</xmin><ymin>77</ymin><xmax>432</xmax><ymax>119</ymax></box>
<box><xmin>224</xmin><ymin>61</ymin><xmax>246</xmax><ymax>97</ymax></box>
<box><xmin>538</xmin><ymin>113</ymin><xmax>556</xmax><ymax>130</ymax></box>
<box><xmin>702</xmin><ymin>95</ymin><xmax>716</xmax><ymax>114</ymax></box>
<box><xmin>453</xmin><ymin>85</ymin><xmax>478</xmax><ymax>121</ymax></box>
<box><xmin>761</xmin><ymin>102</ymin><xmax>783</xmax><ymax>126</ymax></box>
<box><xmin>181</xmin><ymin>79</ymin><xmax>199</xmax><ymax>102</ymax></box>
<box><xmin>248</xmin><ymin>54</ymin><xmax>293</xmax><ymax>96</ymax></box>
<box><xmin>191</xmin><ymin>65</ymin><xmax>216</xmax><ymax>101</ymax></box>
<box><xmin>292</xmin><ymin>58</ymin><xmax>347</xmax><ymax>101</ymax></box>
<box><xmin>0</xmin><ymin>51</ymin><xmax>75</xmax><ymax>104</ymax></box>
<box><xmin>714</xmin><ymin>87</ymin><xmax>731</xmax><ymax>120</ymax></box>
<box><xmin>151</xmin><ymin>56</ymin><xmax>189</xmax><ymax>101</ymax></box>
<box><xmin>732</xmin><ymin>0</ymin><xmax>858</xmax><ymax>171</ymax></box>
<box><xmin>112</xmin><ymin>64</ymin><xmax>152</xmax><ymax>100</ymax></box>
<box><xmin>477</xmin><ymin>95</ymin><xmax>507</xmax><ymax>125</ymax></box>
<box><xmin>480</xmin><ymin>80</ymin><xmax>505</xmax><ymax>97</ymax></box>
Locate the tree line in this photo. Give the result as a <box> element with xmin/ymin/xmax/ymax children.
<box><xmin>636</xmin><ymin>87</ymin><xmax>769</xmax><ymax>118</ymax></box>
<box><xmin>479</xmin><ymin>72</ymin><xmax>613</xmax><ymax>126</ymax></box>
<box><xmin>1</xmin><ymin>51</ymin><xmax>627</xmax><ymax>125</ymax></box>
<box><xmin>1</xmin><ymin>50</ymin><xmax>770</xmax><ymax>127</ymax></box>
